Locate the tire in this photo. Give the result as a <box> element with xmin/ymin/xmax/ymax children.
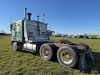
<box><xmin>57</xmin><ymin>46</ymin><xmax>78</xmax><ymax>68</ymax></box>
<box><xmin>12</xmin><ymin>42</ymin><xmax>21</xmax><ymax>51</ymax></box>
<box><xmin>39</xmin><ymin>44</ymin><xmax>53</xmax><ymax>61</ymax></box>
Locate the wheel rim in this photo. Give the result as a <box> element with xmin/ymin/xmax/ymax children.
<box><xmin>42</xmin><ymin>47</ymin><xmax>50</xmax><ymax>59</ymax></box>
<box><xmin>60</xmin><ymin>49</ymin><xmax>73</xmax><ymax>64</ymax></box>
<box><xmin>13</xmin><ymin>42</ymin><xmax>17</xmax><ymax>50</ymax></box>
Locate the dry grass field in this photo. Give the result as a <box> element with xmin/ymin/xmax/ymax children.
<box><xmin>0</xmin><ymin>36</ymin><xmax>100</xmax><ymax>75</ymax></box>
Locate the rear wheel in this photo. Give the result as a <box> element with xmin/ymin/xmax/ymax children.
<box><xmin>57</xmin><ymin>46</ymin><xmax>78</xmax><ymax>68</ymax></box>
<box><xmin>39</xmin><ymin>44</ymin><xmax>53</xmax><ymax>61</ymax></box>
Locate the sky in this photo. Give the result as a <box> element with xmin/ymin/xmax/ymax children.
<box><xmin>0</xmin><ymin>0</ymin><xmax>100</xmax><ymax>35</ymax></box>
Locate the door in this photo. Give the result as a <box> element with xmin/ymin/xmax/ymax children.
<box><xmin>11</xmin><ymin>24</ymin><xmax>16</xmax><ymax>41</ymax></box>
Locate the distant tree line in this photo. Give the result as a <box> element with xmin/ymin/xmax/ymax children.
<box><xmin>52</xmin><ymin>34</ymin><xmax>100</xmax><ymax>39</ymax></box>
<box><xmin>0</xmin><ymin>30</ymin><xmax>11</xmax><ymax>35</ymax></box>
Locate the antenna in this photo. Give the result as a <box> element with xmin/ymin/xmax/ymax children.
<box><xmin>43</xmin><ymin>13</ymin><xmax>45</xmax><ymax>23</ymax></box>
<box><xmin>10</xmin><ymin>15</ymin><xmax>11</xmax><ymax>24</ymax></box>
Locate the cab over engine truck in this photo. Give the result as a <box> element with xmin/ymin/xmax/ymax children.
<box><xmin>10</xmin><ymin>8</ymin><xmax>94</xmax><ymax>71</ymax></box>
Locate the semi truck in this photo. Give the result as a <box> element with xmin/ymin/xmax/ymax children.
<box><xmin>10</xmin><ymin>8</ymin><xmax>94</xmax><ymax>71</ymax></box>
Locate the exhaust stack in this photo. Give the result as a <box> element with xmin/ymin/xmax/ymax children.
<box><xmin>37</xmin><ymin>14</ymin><xmax>40</xmax><ymax>36</ymax></box>
<box><xmin>27</xmin><ymin>13</ymin><xmax>32</xmax><ymax>20</ymax></box>
<box><xmin>37</xmin><ymin>14</ymin><xmax>39</xmax><ymax>22</ymax></box>
<box><xmin>24</xmin><ymin>7</ymin><xmax>27</xmax><ymax>20</ymax></box>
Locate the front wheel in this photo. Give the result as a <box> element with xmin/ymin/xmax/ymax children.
<box><xmin>12</xmin><ymin>42</ymin><xmax>21</xmax><ymax>51</ymax></box>
<box><xmin>57</xmin><ymin>46</ymin><xmax>78</xmax><ymax>68</ymax></box>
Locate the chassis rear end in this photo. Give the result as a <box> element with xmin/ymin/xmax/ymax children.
<box><xmin>39</xmin><ymin>40</ymin><xmax>94</xmax><ymax>71</ymax></box>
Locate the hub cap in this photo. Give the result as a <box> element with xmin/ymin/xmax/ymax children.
<box><xmin>60</xmin><ymin>50</ymin><xmax>73</xmax><ymax>64</ymax></box>
<box><xmin>42</xmin><ymin>47</ymin><xmax>50</xmax><ymax>58</ymax></box>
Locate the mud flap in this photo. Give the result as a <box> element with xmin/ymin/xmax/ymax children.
<box><xmin>79</xmin><ymin>50</ymin><xmax>94</xmax><ymax>71</ymax></box>
<box><xmin>87</xmin><ymin>50</ymin><xmax>94</xmax><ymax>62</ymax></box>
<box><xmin>79</xmin><ymin>52</ymin><xmax>87</xmax><ymax>71</ymax></box>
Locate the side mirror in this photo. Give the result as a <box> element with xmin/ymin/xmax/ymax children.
<box><xmin>10</xmin><ymin>24</ymin><xmax>12</xmax><ymax>29</ymax></box>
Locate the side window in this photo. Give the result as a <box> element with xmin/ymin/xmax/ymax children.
<box><xmin>16</xmin><ymin>24</ymin><xmax>20</xmax><ymax>32</ymax></box>
<box><xmin>12</xmin><ymin>25</ymin><xmax>16</xmax><ymax>30</ymax></box>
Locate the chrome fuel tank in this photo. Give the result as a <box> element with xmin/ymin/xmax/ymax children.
<box><xmin>23</xmin><ymin>43</ymin><xmax>36</xmax><ymax>51</ymax></box>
